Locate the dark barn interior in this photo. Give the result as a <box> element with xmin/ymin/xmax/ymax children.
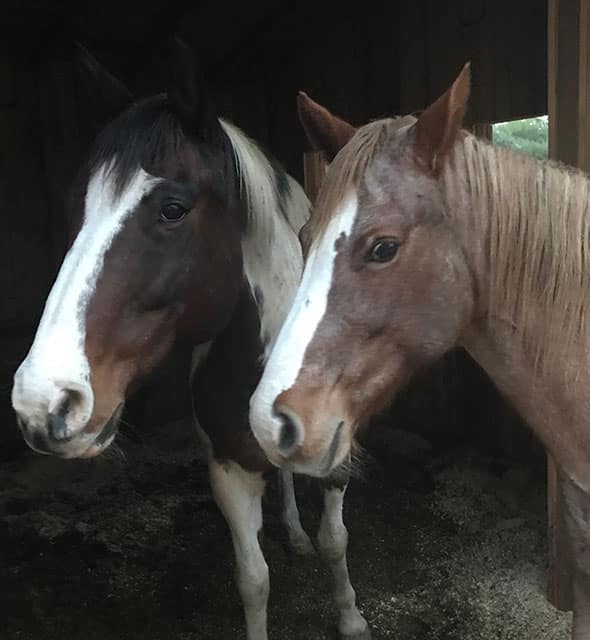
<box><xmin>0</xmin><ymin>1</ymin><xmax>579</xmax><ymax>638</ymax></box>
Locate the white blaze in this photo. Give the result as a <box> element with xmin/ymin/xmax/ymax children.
<box><xmin>249</xmin><ymin>192</ymin><xmax>358</xmax><ymax>449</ymax></box>
<box><xmin>12</xmin><ymin>164</ymin><xmax>159</xmax><ymax>431</ymax></box>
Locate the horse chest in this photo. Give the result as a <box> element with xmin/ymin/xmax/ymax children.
<box><xmin>190</xmin><ymin>288</ymin><xmax>273</xmax><ymax>474</ymax></box>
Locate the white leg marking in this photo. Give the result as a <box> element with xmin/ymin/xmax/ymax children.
<box><xmin>249</xmin><ymin>193</ymin><xmax>359</xmax><ymax>453</ymax></box>
<box><xmin>210</xmin><ymin>460</ymin><xmax>269</xmax><ymax>640</ymax></box>
<box><xmin>319</xmin><ymin>485</ymin><xmax>369</xmax><ymax>639</ymax></box>
<box><xmin>280</xmin><ymin>470</ymin><xmax>315</xmax><ymax>555</ymax></box>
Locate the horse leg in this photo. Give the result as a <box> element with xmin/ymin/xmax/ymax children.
<box><xmin>561</xmin><ymin>476</ymin><xmax>590</xmax><ymax>638</ymax></box>
<box><xmin>280</xmin><ymin>469</ymin><xmax>315</xmax><ymax>555</ymax></box>
<box><xmin>209</xmin><ymin>458</ymin><xmax>269</xmax><ymax>640</ymax></box>
<box><xmin>318</xmin><ymin>474</ymin><xmax>370</xmax><ymax>639</ymax></box>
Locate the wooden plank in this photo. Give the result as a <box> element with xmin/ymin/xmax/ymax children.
<box><xmin>548</xmin><ymin>0</ymin><xmax>581</xmax><ymax>165</ymax></box>
<box><xmin>577</xmin><ymin>0</ymin><xmax>590</xmax><ymax>171</ymax></box>
<box><xmin>303</xmin><ymin>151</ymin><xmax>327</xmax><ymax>204</ymax></box>
<box><xmin>546</xmin><ymin>0</ymin><xmax>570</xmax><ymax>611</ymax></box>
<box><xmin>548</xmin><ymin>0</ymin><xmax>558</xmax><ymax>158</ymax></box>
<box><xmin>547</xmin><ymin>460</ymin><xmax>574</xmax><ymax>610</ymax></box>
<box><xmin>544</xmin><ymin>0</ymin><xmax>590</xmax><ymax>612</ymax></box>
<box><xmin>472</xmin><ymin>123</ymin><xmax>492</xmax><ymax>141</ymax></box>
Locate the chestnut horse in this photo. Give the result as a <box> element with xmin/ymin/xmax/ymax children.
<box><xmin>250</xmin><ymin>63</ymin><xmax>590</xmax><ymax>637</ymax></box>
<box><xmin>11</xmin><ymin>41</ymin><xmax>369</xmax><ymax>639</ymax></box>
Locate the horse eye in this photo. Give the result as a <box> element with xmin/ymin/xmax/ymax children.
<box><xmin>160</xmin><ymin>203</ymin><xmax>188</xmax><ymax>223</ymax></box>
<box><xmin>366</xmin><ymin>238</ymin><xmax>400</xmax><ymax>263</ymax></box>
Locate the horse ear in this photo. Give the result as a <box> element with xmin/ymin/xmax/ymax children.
<box><xmin>412</xmin><ymin>62</ymin><xmax>471</xmax><ymax>173</ymax></box>
<box><xmin>297</xmin><ymin>92</ymin><xmax>356</xmax><ymax>162</ymax></box>
<box><xmin>75</xmin><ymin>42</ymin><xmax>134</xmax><ymax>124</ymax></box>
<box><xmin>165</xmin><ymin>37</ymin><xmax>216</xmax><ymax>135</ymax></box>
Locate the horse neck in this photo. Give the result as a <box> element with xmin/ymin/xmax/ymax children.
<box><xmin>444</xmin><ymin>133</ymin><xmax>590</xmax><ymax>338</ymax></box>
<box><xmin>220</xmin><ymin>120</ymin><xmax>310</xmax><ymax>359</ymax></box>
<box><xmin>444</xmin><ymin>137</ymin><xmax>590</xmax><ymax>470</ymax></box>
<box><xmin>460</xmin><ymin>312</ymin><xmax>590</xmax><ymax>483</ymax></box>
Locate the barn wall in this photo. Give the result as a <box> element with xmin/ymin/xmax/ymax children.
<box><xmin>398</xmin><ymin>0</ymin><xmax>547</xmax><ymax>124</ymax></box>
<box><xmin>211</xmin><ymin>3</ymin><xmax>401</xmax><ymax>184</ymax></box>
<box><xmin>220</xmin><ymin>0</ymin><xmax>547</xmax><ymax>176</ymax></box>
<box><xmin>0</xmin><ymin>50</ymin><xmax>79</xmax><ymax>451</ymax></box>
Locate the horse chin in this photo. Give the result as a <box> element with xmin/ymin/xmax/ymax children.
<box><xmin>79</xmin><ymin>404</ymin><xmax>123</xmax><ymax>458</ymax></box>
<box><xmin>79</xmin><ymin>434</ymin><xmax>116</xmax><ymax>458</ymax></box>
<box><xmin>283</xmin><ymin>438</ymin><xmax>351</xmax><ymax>479</ymax></box>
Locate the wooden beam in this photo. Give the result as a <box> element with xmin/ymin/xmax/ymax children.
<box><xmin>548</xmin><ymin>0</ymin><xmax>582</xmax><ymax>165</ymax></box>
<box><xmin>577</xmin><ymin>0</ymin><xmax>590</xmax><ymax>170</ymax></box>
<box><xmin>547</xmin><ymin>459</ymin><xmax>574</xmax><ymax>610</ymax></box>
<box><xmin>303</xmin><ymin>151</ymin><xmax>327</xmax><ymax>204</ymax></box>
<box><xmin>548</xmin><ymin>0</ymin><xmax>558</xmax><ymax>159</ymax></box>
<box><xmin>546</xmin><ymin>0</ymin><xmax>571</xmax><ymax>612</ymax></box>
<box><xmin>472</xmin><ymin>123</ymin><xmax>493</xmax><ymax>141</ymax></box>
<box><xmin>545</xmin><ymin>0</ymin><xmax>590</xmax><ymax>612</ymax></box>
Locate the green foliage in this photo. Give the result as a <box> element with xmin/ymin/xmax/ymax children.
<box><xmin>492</xmin><ymin>116</ymin><xmax>548</xmax><ymax>159</ymax></box>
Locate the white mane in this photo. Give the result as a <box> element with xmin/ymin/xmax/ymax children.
<box><xmin>220</xmin><ymin>119</ymin><xmax>310</xmax><ymax>359</ymax></box>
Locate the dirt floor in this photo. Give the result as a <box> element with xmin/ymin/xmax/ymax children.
<box><xmin>0</xmin><ymin>418</ymin><xmax>572</xmax><ymax>640</ymax></box>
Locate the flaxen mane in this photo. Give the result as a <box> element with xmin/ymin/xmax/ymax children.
<box><xmin>443</xmin><ymin>134</ymin><xmax>590</xmax><ymax>370</ymax></box>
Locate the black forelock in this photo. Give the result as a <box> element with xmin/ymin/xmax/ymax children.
<box><xmin>88</xmin><ymin>94</ymin><xmax>230</xmax><ymax>196</ymax></box>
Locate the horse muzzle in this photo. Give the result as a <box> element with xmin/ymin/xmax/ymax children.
<box><xmin>16</xmin><ymin>403</ymin><xmax>122</xmax><ymax>459</ymax></box>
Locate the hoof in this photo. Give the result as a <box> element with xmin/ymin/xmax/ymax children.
<box><xmin>341</xmin><ymin>627</ymin><xmax>371</xmax><ymax>640</ymax></box>
<box><xmin>340</xmin><ymin>620</ymin><xmax>371</xmax><ymax>640</ymax></box>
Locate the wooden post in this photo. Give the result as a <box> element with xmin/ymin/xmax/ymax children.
<box><xmin>546</xmin><ymin>0</ymin><xmax>590</xmax><ymax>611</ymax></box>
<box><xmin>472</xmin><ymin>123</ymin><xmax>493</xmax><ymax>141</ymax></box>
<box><xmin>577</xmin><ymin>0</ymin><xmax>590</xmax><ymax>171</ymax></box>
<box><xmin>303</xmin><ymin>150</ymin><xmax>327</xmax><ymax>204</ymax></box>
<box><xmin>548</xmin><ymin>0</ymin><xmax>578</xmax><ymax>165</ymax></box>
<box><xmin>547</xmin><ymin>459</ymin><xmax>574</xmax><ymax>610</ymax></box>
<box><xmin>547</xmin><ymin>0</ymin><xmax>590</xmax><ymax>167</ymax></box>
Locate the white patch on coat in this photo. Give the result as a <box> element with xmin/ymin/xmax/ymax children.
<box><xmin>12</xmin><ymin>165</ymin><xmax>159</xmax><ymax>433</ymax></box>
<box><xmin>248</xmin><ymin>193</ymin><xmax>358</xmax><ymax>450</ymax></box>
<box><xmin>220</xmin><ymin>120</ymin><xmax>310</xmax><ymax>359</ymax></box>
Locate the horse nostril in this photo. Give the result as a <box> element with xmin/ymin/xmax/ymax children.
<box><xmin>47</xmin><ymin>390</ymin><xmax>75</xmax><ymax>442</ymax></box>
<box><xmin>275</xmin><ymin>408</ymin><xmax>304</xmax><ymax>458</ymax></box>
<box><xmin>47</xmin><ymin>412</ymin><xmax>72</xmax><ymax>442</ymax></box>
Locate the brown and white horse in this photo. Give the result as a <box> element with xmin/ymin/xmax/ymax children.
<box><xmin>11</xmin><ymin>41</ymin><xmax>369</xmax><ymax>640</ymax></box>
<box><xmin>250</xmin><ymin>64</ymin><xmax>590</xmax><ymax>638</ymax></box>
